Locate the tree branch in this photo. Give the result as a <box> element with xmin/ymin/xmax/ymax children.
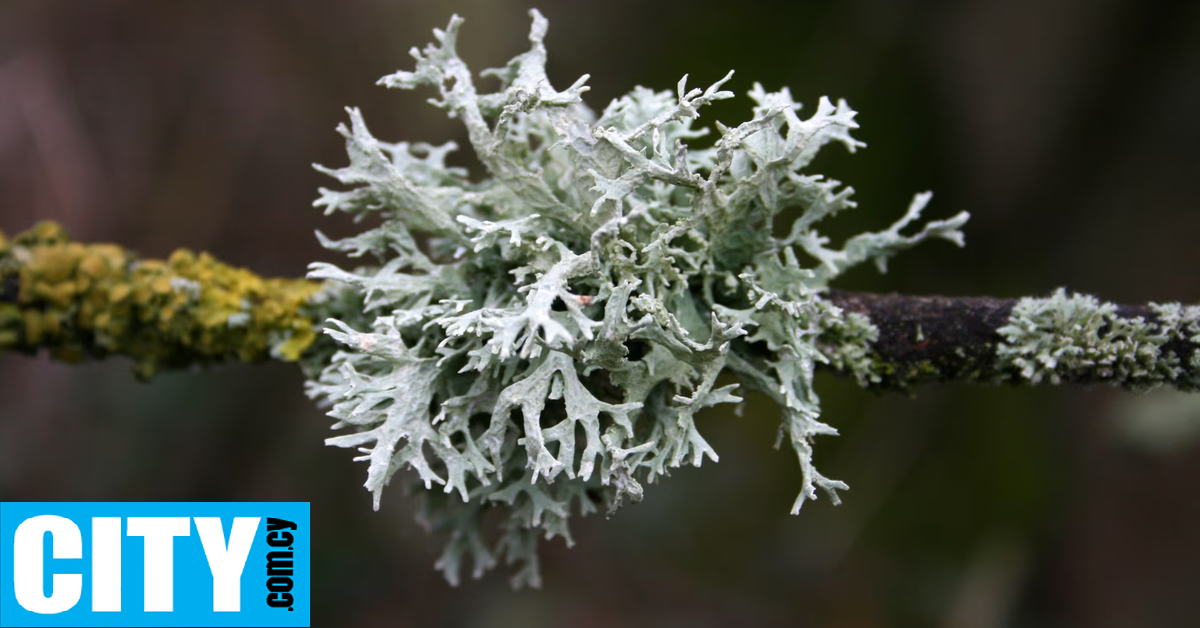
<box><xmin>5</xmin><ymin>222</ymin><xmax>1198</xmax><ymax>392</ymax></box>
<box><xmin>824</xmin><ymin>289</ymin><xmax>1200</xmax><ymax>392</ymax></box>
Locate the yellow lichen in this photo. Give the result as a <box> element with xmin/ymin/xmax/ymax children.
<box><xmin>0</xmin><ymin>221</ymin><xmax>323</xmax><ymax>378</ymax></box>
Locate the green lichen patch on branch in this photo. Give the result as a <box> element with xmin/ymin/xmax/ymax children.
<box><xmin>0</xmin><ymin>221</ymin><xmax>322</xmax><ymax>378</ymax></box>
<box><xmin>815</xmin><ymin>306</ymin><xmax>882</xmax><ymax>387</ymax></box>
<box><xmin>304</xmin><ymin>9</ymin><xmax>968</xmax><ymax>587</ymax></box>
<box><xmin>996</xmin><ymin>289</ymin><xmax>1200</xmax><ymax>391</ymax></box>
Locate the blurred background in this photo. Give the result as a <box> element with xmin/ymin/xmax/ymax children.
<box><xmin>2</xmin><ymin>0</ymin><xmax>1199</xmax><ymax>626</ymax></box>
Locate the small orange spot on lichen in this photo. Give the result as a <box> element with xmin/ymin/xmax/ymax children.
<box><xmin>78</xmin><ymin>253</ymin><xmax>108</xmax><ymax>278</ymax></box>
<box><xmin>151</xmin><ymin>277</ymin><xmax>172</xmax><ymax>294</ymax></box>
<box><xmin>109</xmin><ymin>284</ymin><xmax>131</xmax><ymax>302</ymax></box>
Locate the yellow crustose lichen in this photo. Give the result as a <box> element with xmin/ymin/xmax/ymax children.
<box><xmin>0</xmin><ymin>221</ymin><xmax>320</xmax><ymax>378</ymax></box>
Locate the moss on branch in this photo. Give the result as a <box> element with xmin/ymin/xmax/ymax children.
<box><xmin>0</xmin><ymin>221</ymin><xmax>321</xmax><ymax>378</ymax></box>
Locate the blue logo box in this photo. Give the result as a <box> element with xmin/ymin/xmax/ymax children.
<box><xmin>1</xmin><ymin>502</ymin><xmax>309</xmax><ymax>627</ymax></box>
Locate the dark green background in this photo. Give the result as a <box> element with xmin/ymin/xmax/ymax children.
<box><xmin>2</xmin><ymin>1</ymin><xmax>1199</xmax><ymax>626</ymax></box>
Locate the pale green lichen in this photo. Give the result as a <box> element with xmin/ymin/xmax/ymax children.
<box><xmin>816</xmin><ymin>308</ymin><xmax>882</xmax><ymax>387</ymax></box>
<box><xmin>305</xmin><ymin>9</ymin><xmax>968</xmax><ymax>587</ymax></box>
<box><xmin>996</xmin><ymin>288</ymin><xmax>1200</xmax><ymax>391</ymax></box>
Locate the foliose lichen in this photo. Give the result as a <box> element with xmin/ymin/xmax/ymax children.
<box><xmin>996</xmin><ymin>288</ymin><xmax>1200</xmax><ymax>391</ymax></box>
<box><xmin>304</xmin><ymin>9</ymin><xmax>968</xmax><ymax>587</ymax></box>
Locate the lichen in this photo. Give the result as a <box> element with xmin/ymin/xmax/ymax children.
<box><xmin>1148</xmin><ymin>301</ymin><xmax>1200</xmax><ymax>390</ymax></box>
<box><xmin>0</xmin><ymin>221</ymin><xmax>321</xmax><ymax>378</ymax></box>
<box><xmin>996</xmin><ymin>288</ymin><xmax>1200</xmax><ymax>391</ymax></box>
<box><xmin>816</xmin><ymin>308</ymin><xmax>881</xmax><ymax>387</ymax></box>
<box><xmin>305</xmin><ymin>9</ymin><xmax>968</xmax><ymax>587</ymax></box>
